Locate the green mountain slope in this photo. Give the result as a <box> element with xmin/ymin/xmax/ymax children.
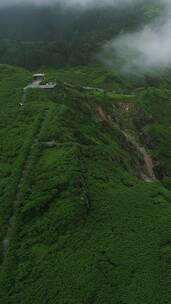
<box><xmin>0</xmin><ymin>65</ymin><xmax>171</xmax><ymax>303</ymax></box>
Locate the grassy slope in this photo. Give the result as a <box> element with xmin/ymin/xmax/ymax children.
<box><xmin>0</xmin><ymin>66</ymin><xmax>171</xmax><ymax>303</ymax></box>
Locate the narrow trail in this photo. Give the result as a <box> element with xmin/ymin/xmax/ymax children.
<box><xmin>21</xmin><ymin>89</ymin><xmax>27</xmax><ymax>104</ymax></box>
<box><xmin>1</xmin><ymin>109</ymin><xmax>48</xmax><ymax>269</ymax></box>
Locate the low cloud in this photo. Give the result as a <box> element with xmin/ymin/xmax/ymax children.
<box><xmin>102</xmin><ymin>0</ymin><xmax>171</xmax><ymax>74</ymax></box>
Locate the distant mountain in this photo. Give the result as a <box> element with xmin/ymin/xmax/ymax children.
<box><xmin>0</xmin><ymin>1</ymin><xmax>162</xmax><ymax>68</ymax></box>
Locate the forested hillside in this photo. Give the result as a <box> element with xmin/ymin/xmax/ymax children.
<box><xmin>1</xmin><ymin>0</ymin><xmax>171</xmax><ymax>302</ymax></box>
<box><xmin>1</xmin><ymin>65</ymin><xmax>171</xmax><ymax>303</ymax></box>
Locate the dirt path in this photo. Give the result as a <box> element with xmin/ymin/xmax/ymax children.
<box><xmin>1</xmin><ymin>110</ymin><xmax>48</xmax><ymax>268</ymax></box>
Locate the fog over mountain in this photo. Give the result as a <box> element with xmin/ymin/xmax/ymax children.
<box><xmin>0</xmin><ymin>0</ymin><xmax>171</xmax><ymax>74</ymax></box>
<box><xmin>102</xmin><ymin>0</ymin><xmax>171</xmax><ymax>73</ymax></box>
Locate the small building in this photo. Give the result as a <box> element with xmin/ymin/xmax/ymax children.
<box><xmin>33</xmin><ymin>73</ymin><xmax>45</xmax><ymax>82</ymax></box>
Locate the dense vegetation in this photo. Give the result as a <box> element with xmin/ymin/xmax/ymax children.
<box><xmin>0</xmin><ymin>65</ymin><xmax>171</xmax><ymax>303</ymax></box>
<box><xmin>1</xmin><ymin>1</ymin><xmax>171</xmax><ymax>302</ymax></box>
